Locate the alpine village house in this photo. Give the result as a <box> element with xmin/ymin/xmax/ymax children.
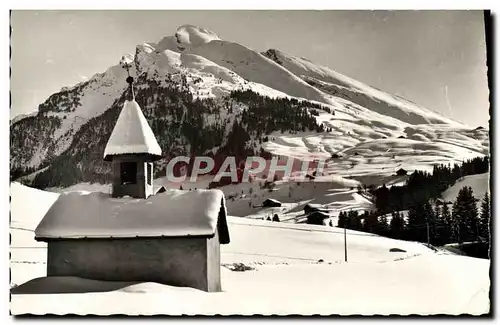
<box><xmin>34</xmin><ymin>70</ymin><xmax>230</xmax><ymax>292</ymax></box>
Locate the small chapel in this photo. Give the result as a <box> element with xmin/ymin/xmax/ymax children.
<box><xmin>34</xmin><ymin>64</ymin><xmax>230</xmax><ymax>292</ymax></box>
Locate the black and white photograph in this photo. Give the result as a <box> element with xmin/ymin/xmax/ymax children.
<box><xmin>8</xmin><ymin>8</ymin><xmax>492</xmax><ymax>316</ymax></box>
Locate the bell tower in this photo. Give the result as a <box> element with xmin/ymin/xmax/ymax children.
<box><xmin>103</xmin><ymin>59</ymin><xmax>162</xmax><ymax>199</ymax></box>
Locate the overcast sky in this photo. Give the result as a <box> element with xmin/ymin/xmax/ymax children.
<box><xmin>11</xmin><ymin>10</ymin><xmax>489</xmax><ymax>127</ymax></box>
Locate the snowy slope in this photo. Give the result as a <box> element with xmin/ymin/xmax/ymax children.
<box><xmin>185</xmin><ymin>40</ymin><xmax>334</xmax><ymax>105</ymax></box>
<box><xmin>10</xmin><ymin>182</ymin><xmax>59</xmax><ymax>232</ymax></box>
<box><xmin>443</xmin><ymin>173</ymin><xmax>490</xmax><ymax>203</ymax></box>
<box><xmin>263</xmin><ymin>49</ymin><xmax>461</xmax><ymax>125</ymax></box>
<box><xmin>261</xmin><ymin>126</ymin><xmax>488</xmax><ymax>182</ymax></box>
<box><xmin>10</xmin><ymin>183</ymin><xmax>490</xmax><ymax>315</ymax></box>
<box><xmin>224</xmin><ymin>216</ymin><xmax>429</xmax><ymax>264</ymax></box>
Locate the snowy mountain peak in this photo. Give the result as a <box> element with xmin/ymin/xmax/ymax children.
<box><xmin>151</xmin><ymin>25</ymin><xmax>221</xmax><ymax>53</ymax></box>
<box><xmin>175</xmin><ymin>25</ymin><xmax>221</xmax><ymax>47</ymax></box>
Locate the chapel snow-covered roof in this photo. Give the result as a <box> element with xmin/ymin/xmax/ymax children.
<box><xmin>103</xmin><ymin>99</ymin><xmax>162</xmax><ymax>161</ymax></box>
<box><xmin>34</xmin><ymin>189</ymin><xmax>229</xmax><ymax>244</ymax></box>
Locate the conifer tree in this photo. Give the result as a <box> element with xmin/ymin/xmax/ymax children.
<box><xmin>378</xmin><ymin>214</ymin><xmax>389</xmax><ymax>237</ymax></box>
<box><xmin>424</xmin><ymin>201</ymin><xmax>437</xmax><ymax>244</ymax></box>
<box><xmin>375</xmin><ymin>185</ymin><xmax>390</xmax><ymax>214</ymax></box>
<box><xmin>347</xmin><ymin>210</ymin><xmax>361</xmax><ymax>230</ymax></box>
<box><xmin>452</xmin><ymin>186</ymin><xmax>479</xmax><ymax>243</ymax></box>
<box><xmin>407</xmin><ymin>202</ymin><xmax>427</xmax><ymax>242</ymax></box>
<box><xmin>362</xmin><ymin>211</ymin><xmax>378</xmax><ymax>233</ymax></box>
<box><xmin>479</xmin><ymin>192</ymin><xmax>490</xmax><ymax>242</ymax></box>
<box><xmin>434</xmin><ymin>204</ymin><xmax>441</xmax><ymax>220</ymax></box>
<box><xmin>450</xmin><ymin>202</ymin><xmax>461</xmax><ymax>243</ymax></box>
<box><xmin>440</xmin><ymin>202</ymin><xmax>452</xmax><ymax>244</ymax></box>
<box><xmin>390</xmin><ymin>211</ymin><xmax>406</xmax><ymax>239</ymax></box>
<box><xmin>337</xmin><ymin>211</ymin><xmax>346</xmax><ymax>228</ymax></box>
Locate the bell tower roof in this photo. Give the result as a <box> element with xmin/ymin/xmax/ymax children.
<box><xmin>103</xmin><ymin>100</ymin><xmax>162</xmax><ymax>161</ymax></box>
<box><xmin>103</xmin><ymin>60</ymin><xmax>162</xmax><ymax>161</ymax></box>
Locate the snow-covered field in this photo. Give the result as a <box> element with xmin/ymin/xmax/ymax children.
<box><xmin>10</xmin><ymin>182</ymin><xmax>490</xmax><ymax>315</ymax></box>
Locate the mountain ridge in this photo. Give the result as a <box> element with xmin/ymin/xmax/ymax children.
<box><xmin>10</xmin><ymin>24</ymin><xmax>488</xmax><ymax>189</ymax></box>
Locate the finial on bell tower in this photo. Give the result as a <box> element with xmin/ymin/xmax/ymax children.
<box><xmin>120</xmin><ymin>55</ymin><xmax>135</xmax><ymax>101</ymax></box>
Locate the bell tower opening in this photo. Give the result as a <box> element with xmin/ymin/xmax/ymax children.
<box><xmin>120</xmin><ymin>162</ymin><xmax>137</xmax><ymax>185</ymax></box>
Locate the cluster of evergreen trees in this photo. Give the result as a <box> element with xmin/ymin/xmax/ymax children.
<box><xmin>38</xmin><ymin>79</ymin><xmax>89</xmax><ymax>114</ymax></box>
<box><xmin>10</xmin><ymin>115</ymin><xmax>62</xmax><ymax>180</ymax></box>
<box><xmin>230</xmin><ymin>89</ymin><xmax>328</xmax><ymax>136</ymax></box>
<box><xmin>338</xmin><ymin>188</ymin><xmax>490</xmax><ymax>246</ymax></box>
<box><xmin>339</xmin><ymin>155</ymin><xmax>490</xmax><ymax>248</ymax></box>
<box><xmin>372</xmin><ymin>156</ymin><xmax>489</xmax><ymax>214</ymax></box>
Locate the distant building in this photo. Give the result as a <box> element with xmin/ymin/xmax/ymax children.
<box><xmin>34</xmin><ymin>74</ymin><xmax>230</xmax><ymax>292</ymax></box>
<box><xmin>396</xmin><ymin>168</ymin><xmax>408</xmax><ymax>176</ymax></box>
<box><xmin>435</xmin><ymin>198</ymin><xmax>452</xmax><ymax>206</ymax></box>
<box><xmin>304</xmin><ymin>203</ymin><xmax>328</xmax><ymax>215</ymax></box>
<box><xmin>306</xmin><ymin>211</ymin><xmax>330</xmax><ymax>225</ymax></box>
<box><xmin>262</xmin><ymin>198</ymin><xmax>282</xmax><ymax>208</ymax></box>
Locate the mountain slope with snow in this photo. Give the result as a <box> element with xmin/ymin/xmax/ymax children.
<box><xmin>262</xmin><ymin>49</ymin><xmax>461</xmax><ymax>125</ymax></box>
<box><xmin>10</xmin><ymin>24</ymin><xmax>489</xmax><ymax>190</ymax></box>
<box><xmin>184</xmin><ymin>40</ymin><xmax>333</xmax><ymax>105</ymax></box>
